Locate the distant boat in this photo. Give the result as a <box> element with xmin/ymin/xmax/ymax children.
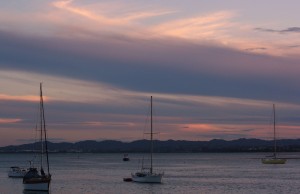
<box><xmin>131</xmin><ymin>96</ymin><xmax>164</xmax><ymax>183</ymax></box>
<box><xmin>123</xmin><ymin>154</ymin><xmax>130</xmax><ymax>161</ymax></box>
<box><xmin>261</xmin><ymin>104</ymin><xmax>286</xmax><ymax>164</ymax></box>
<box><xmin>123</xmin><ymin>177</ymin><xmax>133</xmax><ymax>182</ymax></box>
<box><xmin>23</xmin><ymin>83</ymin><xmax>52</xmax><ymax>191</ymax></box>
<box><xmin>8</xmin><ymin>166</ymin><xmax>28</xmax><ymax>178</ymax></box>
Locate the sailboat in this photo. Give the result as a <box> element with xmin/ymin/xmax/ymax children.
<box><xmin>261</xmin><ymin>104</ymin><xmax>286</xmax><ymax>164</ymax></box>
<box><xmin>131</xmin><ymin>96</ymin><xmax>164</xmax><ymax>183</ymax></box>
<box><xmin>23</xmin><ymin>83</ymin><xmax>51</xmax><ymax>191</ymax></box>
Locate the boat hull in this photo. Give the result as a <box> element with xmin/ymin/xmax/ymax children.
<box><xmin>131</xmin><ymin>173</ymin><xmax>163</xmax><ymax>183</ymax></box>
<box><xmin>23</xmin><ymin>182</ymin><xmax>50</xmax><ymax>191</ymax></box>
<box><xmin>261</xmin><ymin>158</ymin><xmax>286</xmax><ymax>164</ymax></box>
<box><xmin>23</xmin><ymin>176</ymin><xmax>51</xmax><ymax>191</ymax></box>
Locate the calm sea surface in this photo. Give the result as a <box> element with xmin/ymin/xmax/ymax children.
<box><xmin>0</xmin><ymin>153</ymin><xmax>300</xmax><ymax>194</ymax></box>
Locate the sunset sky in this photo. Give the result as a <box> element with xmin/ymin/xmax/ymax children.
<box><xmin>1</xmin><ymin>0</ymin><xmax>300</xmax><ymax>146</ymax></box>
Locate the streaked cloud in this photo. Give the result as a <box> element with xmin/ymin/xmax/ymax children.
<box><xmin>0</xmin><ymin>0</ymin><xmax>299</xmax><ymax>57</ymax></box>
<box><xmin>255</xmin><ymin>27</ymin><xmax>300</xmax><ymax>34</ymax></box>
<box><xmin>52</xmin><ymin>0</ymin><xmax>174</xmax><ymax>25</ymax></box>
<box><xmin>16</xmin><ymin>138</ymin><xmax>66</xmax><ymax>143</ymax></box>
<box><xmin>0</xmin><ymin>118</ymin><xmax>22</xmax><ymax>124</ymax></box>
<box><xmin>53</xmin><ymin>0</ymin><xmax>172</xmax><ymax>26</ymax></box>
<box><xmin>0</xmin><ymin>94</ymin><xmax>39</xmax><ymax>102</ymax></box>
<box><xmin>244</xmin><ymin>47</ymin><xmax>267</xmax><ymax>51</ymax></box>
<box><xmin>151</xmin><ymin>11</ymin><xmax>236</xmax><ymax>41</ymax></box>
<box><xmin>2</xmin><ymin>69</ymin><xmax>300</xmax><ymax>111</ymax></box>
<box><xmin>1</xmin><ymin>0</ymin><xmax>300</xmax><ymax>146</ymax></box>
<box><xmin>287</xmin><ymin>45</ymin><xmax>300</xmax><ymax>48</ymax></box>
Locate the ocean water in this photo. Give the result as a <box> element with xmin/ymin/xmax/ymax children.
<box><xmin>0</xmin><ymin>152</ymin><xmax>300</xmax><ymax>194</ymax></box>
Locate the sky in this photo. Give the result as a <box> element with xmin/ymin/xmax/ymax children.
<box><xmin>0</xmin><ymin>0</ymin><xmax>300</xmax><ymax>146</ymax></box>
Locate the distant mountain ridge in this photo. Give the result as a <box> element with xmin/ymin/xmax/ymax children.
<box><xmin>1</xmin><ymin>138</ymin><xmax>300</xmax><ymax>153</ymax></box>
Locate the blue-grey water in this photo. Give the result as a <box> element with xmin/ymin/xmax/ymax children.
<box><xmin>0</xmin><ymin>153</ymin><xmax>300</xmax><ymax>194</ymax></box>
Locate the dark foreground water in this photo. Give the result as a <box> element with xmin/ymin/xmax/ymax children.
<box><xmin>0</xmin><ymin>153</ymin><xmax>300</xmax><ymax>194</ymax></box>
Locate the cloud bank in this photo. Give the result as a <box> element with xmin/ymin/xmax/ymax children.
<box><xmin>1</xmin><ymin>0</ymin><xmax>300</xmax><ymax>146</ymax></box>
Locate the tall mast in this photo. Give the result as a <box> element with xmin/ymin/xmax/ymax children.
<box><xmin>273</xmin><ymin>104</ymin><xmax>277</xmax><ymax>158</ymax></box>
<box><xmin>40</xmin><ymin>83</ymin><xmax>43</xmax><ymax>170</ymax></box>
<box><xmin>40</xmin><ymin>83</ymin><xmax>50</xmax><ymax>174</ymax></box>
<box><xmin>150</xmin><ymin>96</ymin><xmax>153</xmax><ymax>174</ymax></box>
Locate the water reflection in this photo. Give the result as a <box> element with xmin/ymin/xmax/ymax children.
<box><xmin>1</xmin><ymin>153</ymin><xmax>299</xmax><ymax>194</ymax></box>
<box><xmin>23</xmin><ymin>190</ymin><xmax>49</xmax><ymax>194</ymax></box>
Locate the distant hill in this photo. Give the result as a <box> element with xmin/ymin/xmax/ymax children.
<box><xmin>0</xmin><ymin>138</ymin><xmax>300</xmax><ymax>153</ymax></box>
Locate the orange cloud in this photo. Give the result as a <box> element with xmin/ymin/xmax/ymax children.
<box><xmin>52</xmin><ymin>0</ymin><xmax>173</xmax><ymax>26</ymax></box>
<box><xmin>0</xmin><ymin>118</ymin><xmax>22</xmax><ymax>124</ymax></box>
<box><xmin>180</xmin><ymin>123</ymin><xmax>221</xmax><ymax>133</ymax></box>
<box><xmin>152</xmin><ymin>11</ymin><xmax>235</xmax><ymax>40</ymax></box>
<box><xmin>276</xmin><ymin>125</ymin><xmax>300</xmax><ymax>138</ymax></box>
<box><xmin>0</xmin><ymin>94</ymin><xmax>39</xmax><ymax>102</ymax></box>
<box><xmin>1</xmin><ymin>0</ymin><xmax>299</xmax><ymax>57</ymax></box>
<box><xmin>82</xmin><ymin>121</ymin><xmax>135</xmax><ymax>127</ymax></box>
<box><xmin>173</xmin><ymin>122</ymin><xmax>300</xmax><ymax>141</ymax></box>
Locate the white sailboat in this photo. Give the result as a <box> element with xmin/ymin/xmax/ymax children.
<box><xmin>23</xmin><ymin>83</ymin><xmax>51</xmax><ymax>191</ymax></box>
<box><xmin>131</xmin><ymin>96</ymin><xmax>164</xmax><ymax>183</ymax></box>
<box><xmin>261</xmin><ymin>104</ymin><xmax>286</xmax><ymax>164</ymax></box>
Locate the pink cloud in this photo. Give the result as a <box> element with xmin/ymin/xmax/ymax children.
<box><xmin>52</xmin><ymin>0</ymin><xmax>174</xmax><ymax>26</ymax></box>
<box><xmin>0</xmin><ymin>94</ymin><xmax>39</xmax><ymax>102</ymax></box>
<box><xmin>0</xmin><ymin>118</ymin><xmax>22</xmax><ymax>124</ymax></box>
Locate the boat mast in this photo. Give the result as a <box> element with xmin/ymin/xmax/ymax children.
<box><xmin>40</xmin><ymin>83</ymin><xmax>43</xmax><ymax>170</ymax></box>
<box><xmin>40</xmin><ymin>83</ymin><xmax>50</xmax><ymax>174</ymax></box>
<box><xmin>150</xmin><ymin>96</ymin><xmax>153</xmax><ymax>174</ymax></box>
<box><xmin>273</xmin><ymin>104</ymin><xmax>277</xmax><ymax>158</ymax></box>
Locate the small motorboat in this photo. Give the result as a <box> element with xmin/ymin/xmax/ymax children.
<box><xmin>123</xmin><ymin>154</ymin><xmax>130</xmax><ymax>161</ymax></box>
<box><xmin>123</xmin><ymin>177</ymin><xmax>133</xmax><ymax>182</ymax></box>
<box><xmin>8</xmin><ymin>166</ymin><xmax>28</xmax><ymax>178</ymax></box>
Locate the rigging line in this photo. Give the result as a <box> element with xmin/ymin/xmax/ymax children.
<box><xmin>33</xmin><ymin>101</ymin><xmax>39</xmax><ymax>155</ymax></box>
<box><xmin>40</xmin><ymin>83</ymin><xmax>50</xmax><ymax>175</ymax></box>
<box><xmin>273</xmin><ymin>104</ymin><xmax>277</xmax><ymax>157</ymax></box>
<box><xmin>150</xmin><ymin>96</ymin><xmax>153</xmax><ymax>173</ymax></box>
<box><xmin>39</xmin><ymin>83</ymin><xmax>43</xmax><ymax>171</ymax></box>
<box><xmin>140</xmin><ymin>97</ymin><xmax>152</xmax><ymax>168</ymax></box>
<box><xmin>274</xmin><ymin>105</ymin><xmax>283</xmax><ymax>152</ymax></box>
<box><xmin>151</xmin><ymin>97</ymin><xmax>161</xmax><ymax>155</ymax></box>
<box><xmin>31</xmin><ymin>101</ymin><xmax>40</xmax><ymax>168</ymax></box>
<box><xmin>142</xmin><ymin>100</ymin><xmax>151</xmax><ymax>140</ymax></box>
<box><xmin>268</xmin><ymin>107</ymin><xmax>273</xmax><ymax>140</ymax></box>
